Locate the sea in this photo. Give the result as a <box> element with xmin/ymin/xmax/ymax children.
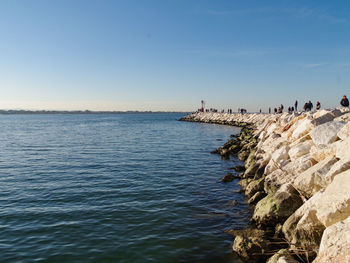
<box><xmin>0</xmin><ymin>113</ymin><xmax>251</xmax><ymax>263</ymax></box>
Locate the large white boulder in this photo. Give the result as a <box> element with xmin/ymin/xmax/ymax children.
<box><xmin>290</xmin><ymin>118</ymin><xmax>314</xmax><ymax>141</ymax></box>
<box><xmin>313</xmin><ymin>216</ymin><xmax>350</xmax><ymax>263</ymax></box>
<box><xmin>288</xmin><ymin>140</ymin><xmax>313</xmax><ymax>161</ymax></box>
<box><xmin>283</xmin><ymin>154</ymin><xmax>316</xmax><ymax>174</ymax></box>
<box><xmin>337</xmin><ymin>121</ymin><xmax>350</xmax><ymax>140</ymax></box>
<box><xmin>322</xmin><ymin>157</ymin><xmax>350</xmax><ymax>187</ymax></box>
<box><xmin>282</xmin><ymin>192</ymin><xmax>325</xmax><ymax>252</ymax></box>
<box><xmin>309</xmin><ymin>121</ymin><xmax>345</xmax><ymax>146</ymax></box>
<box><xmin>336</xmin><ymin>136</ymin><xmax>350</xmax><ymax>159</ymax></box>
<box><xmin>309</xmin><ymin>142</ymin><xmax>337</xmax><ymax>162</ymax></box>
<box><xmin>293</xmin><ymin>156</ymin><xmax>338</xmax><ymax>198</ymax></box>
<box><xmin>265</xmin><ymin>145</ymin><xmax>290</xmax><ymax>174</ymax></box>
<box><xmin>315</xmin><ymin>169</ymin><xmax>350</xmax><ymax>227</ymax></box>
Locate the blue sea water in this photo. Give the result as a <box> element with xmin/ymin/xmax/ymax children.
<box><xmin>0</xmin><ymin>113</ymin><xmax>251</xmax><ymax>263</ymax></box>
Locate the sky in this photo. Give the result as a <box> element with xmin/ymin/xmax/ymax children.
<box><xmin>0</xmin><ymin>0</ymin><xmax>350</xmax><ymax>112</ymax></box>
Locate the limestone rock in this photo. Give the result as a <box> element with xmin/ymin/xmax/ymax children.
<box><xmin>283</xmin><ymin>154</ymin><xmax>316</xmax><ymax>174</ymax></box>
<box><xmin>288</xmin><ymin>140</ymin><xmax>313</xmax><ymax>161</ymax></box>
<box><xmin>245</xmin><ymin>177</ymin><xmax>265</xmax><ymax>199</ymax></box>
<box><xmin>311</xmin><ymin>111</ymin><xmax>336</xmax><ymax>126</ymax></box>
<box><xmin>265</xmin><ymin>145</ymin><xmax>290</xmax><ymax>174</ymax></box>
<box><xmin>315</xmin><ymin>169</ymin><xmax>350</xmax><ymax>227</ymax></box>
<box><xmin>282</xmin><ymin>192</ymin><xmax>325</xmax><ymax>253</ymax></box>
<box><xmin>231</xmin><ymin>229</ymin><xmax>270</xmax><ymax>263</ymax></box>
<box><xmin>290</xmin><ymin>118</ymin><xmax>314</xmax><ymax>141</ymax></box>
<box><xmin>253</xmin><ymin>183</ymin><xmax>303</xmax><ymax>227</ymax></box>
<box><xmin>309</xmin><ymin>121</ymin><xmax>345</xmax><ymax>146</ymax></box>
<box><xmin>337</xmin><ymin>121</ymin><xmax>350</xmax><ymax>140</ymax></box>
<box><xmin>293</xmin><ymin>156</ymin><xmax>338</xmax><ymax>198</ymax></box>
<box><xmin>334</xmin><ymin>111</ymin><xmax>350</xmax><ymax>122</ymax></box>
<box><xmin>309</xmin><ymin>143</ymin><xmax>337</xmax><ymax>162</ymax></box>
<box><xmin>244</xmin><ymin>161</ymin><xmax>260</xmax><ymax>178</ymax></box>
<box><xmin>313</xmin><ymin>216</ymin><xmax>350</xmax><ymax>263</ymax></box>
<box><xmin>336</xmin><ymin>136</ymin><xmax>350</xmax><ymax>159</ymax></box>
<box><xmin>264</xmin><ymin>169</ymin><xmax>288</xmax><ymax>194</ymax></box>
<box><xmin>323</xmin><ymin>157</ymin><xmax>350</xmax><ymax>186</ymax></box>
<box><xmin>248</xmin><ymin>191</ymin><xmax>267</xmax><ymax>205</ymax></box>
<box><xmin>266</xmin><ymin>249</ymin><xmax>299</xmax><ymax>263</ymax></box>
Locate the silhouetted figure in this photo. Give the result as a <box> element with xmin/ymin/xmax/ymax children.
<box><xmin>269</xmin><ymin>107</ymin><xmax>271</xmax><ymax>114</ymax></box>
<box><xmin>259</xmin><ymin>109</ymin><xmax>261</xmax><ymax>113</ymax></box>
<box><xmin>274</xmin><ymin>108</ymin><xmax>277</xmax><ymax>114</ymax></box>
<box><xmin>280</xmin><ymin>104</ymin><xmax>284</xmax><ymax>112</ymax></box>
<box><xmin>309</xmin><ymin>101</ymin><xmax>313</xmax><ymax>110</ymax></box>
<box><xmin>291</xmin><ymin>106</ymin><xmax>294</xmax><ymax>112</ymax></box>
<box><xmin>341</xmin><ymin>95</ymin><xmax>349</xmax><ymax>107</ymax></box>
<box><xmin>316</xmin><ymin>101</ymin><xmax>321</xmax><ymax>110</ymax></box>
<box><xmin>303</xmin><ymin>102</ymin><xmax>308</xmax><ymax>111</ymax></box>
<box><xmin>294</xmin><ymin>100</ymin><xmax>298</xmax><ymax>112</ymax></box>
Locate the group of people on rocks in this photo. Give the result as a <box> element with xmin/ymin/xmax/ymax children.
<box><xmin>198</xmin><ymin>95</ymin><xmax>350</xmax><ymax>114</ymax></box>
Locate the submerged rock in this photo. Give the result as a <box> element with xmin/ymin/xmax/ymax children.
<box><xmin>221</xmin><ymin>172</ymin><xmax>237</xmax><ymax>182</ymax></box>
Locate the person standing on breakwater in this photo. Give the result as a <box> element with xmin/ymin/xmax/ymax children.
<box><xmin>269</xmin><ymin>107</ymin><xmax>271</xmax><ymax>114</ymax></box>
<box><xmin>294</xmin><ymin>100</ymin><xmax>298</xmax><ymax>112</ymax></box>
<box><xmin>341</xmin><ymin>95</ymin><xmax>349</xmax><ymax>107</ymax></box>
<box><xmin>316</xmin><ymin>101</ymin><xmax>321</xmax><ymax>110</ymax></box>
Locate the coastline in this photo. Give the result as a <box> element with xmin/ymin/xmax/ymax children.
<box><xmin>180</xmin><ymin>109</ymin><xmax>350</xmax><ymax>263</ymax></box>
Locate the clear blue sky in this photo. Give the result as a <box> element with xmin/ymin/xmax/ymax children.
<box><xmin>1</xmin><ymin>0</ymin><xmax>350</xmax><ymax>112</ymax></box>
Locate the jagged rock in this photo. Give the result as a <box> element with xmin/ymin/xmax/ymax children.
<box><xmin>267</xmin><ymin>250</ymin><xmax>299</xmax><ymax>263</ymax></box>
<box><xmin>315</xmin><ymin>169</ymin><xmax>350</xmax><ymax>227</ymax></box>
<box><xmin>244</xmin><ymin>161</ymin><xmax>260</xmax><ymax>178</ymax></box>
<box><xmin>309</xmin><ymin>121</ymin><xmax>345</xmax><ymax>146</ymax></box>
<box><xmin>265</xmin><ymin>145</ymin><xmax>290</xmax><ymax>174</ymax></box>
<box><xmin>282</xmin><ymin>192</ymin><xmax>325</xmax><ymax>254</ymax></box>
<box><xmin>288</xmin><ymin>140</ymin><xmax>313</xmax><ymax>161</ymax></box>
<box><xmin>231</xmin><ymin>229</ymin><xmax>271</xmax><ymax>263</ymax></box>
<box><xmin>248</xmin><ymin>191</ymin><xmax>267</xmax><ymax>205</ymax></box>
<box><xmin>311</xmin><ymin>111</ymin><xmax>337</xmax><ymax>126</ymax></box>
<box><xmin>221</xmin><ymin>173</ymin><xmax>237</xmax><ymax>182</ymax></box>
<box><xmin>293</xmin><ymin>156</ymin><xmax>338</xmax><ymax>198</ymax></box>
<box><xmin>245</xmin><ymin>149</ymin><xmax>257</xmax><ymax>168</ymax></box>
<box><xmin>309</xmin><ymin>142</ymin><xmax>337</xmax><ymax>162</ymax></box>
<box><xmin>336</xmin><ymin>136</ymin><xmax>350</xmax><ymax>159</ymax></box>
<box><xmin>264</xmin><ymin>155</ymin><xmax>316</xmax><ymax>194</ymax></box>
<box><xmin>233</xmin><ymin>165</ymin><xmax>245</xmax><ymax>172</ymax></box>
<box><xmin>322</xmin><ymin>157</ymin><xmax>350</xmax><ymax>186</ymax></box>
<box><xmin>290</xmin><ymin>118</ymin><xmax>314</xmax><ymax>141</ymax></box>
<box><xmin>334</xmin><ymin>111</ymin><xmax>350</xmax><ymax>122</ymax></box>
<box><xmin>283</xmin><ymin>154</ymin><xmax>316</xmax><ymax>174</ymax></box>
<box><xmin>245</xmin><ymin>177</ymin><xmax>265</xmax><ymax>199</ymax></box>
<box><xmin>238</xmin><ymin>178</ymin><xmax>251</xmax><ymax>190</ymax></box>
<box><xmin>264</xmin><ymin>169</ymin><xmax>288</xmax><ymax>194</ymax></box>
<box><xmin>313</xmin><ymin>216</ymin><xmax>350</xmax><ymax>263</ymax></box>
<box><xmin>228</xmin><ymin>144</ymin><xmax>242</xmax><ymax>154</ymax></box>
<box><xmin>238</xmin><ymin>149</ymin><xmax>250</xmax><ymax>161</ymax></box>
<box><xmin>253</xmin><ymin>183</ymin><xmax>303</xmax><ymax>227</ymax></box>
<box><xmin>337</xmin><ymin>121</ymin><xmax>350</xmax><ymax>140</ymax></box>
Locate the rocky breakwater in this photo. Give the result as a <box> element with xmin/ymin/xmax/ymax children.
<box><xmin>181</xmin><ymin>109</ymin><xmax>350</xmax><ymax>263</ymax></box>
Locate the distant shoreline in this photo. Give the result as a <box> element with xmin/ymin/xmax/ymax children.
<box><xmin>0</xmin><ymin>110</ymin><xmax>188</xmax><ymax>115</ymax></box>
